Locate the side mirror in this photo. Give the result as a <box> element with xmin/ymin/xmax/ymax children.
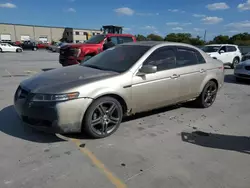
<box><xmin>219</xmin><ymin>50</ymin><xmax>225</xmax><ymax>54</ymax></box>
<box><xmin>137</xmin><ymin>65</ymin><xmax>157</xmax><ymax>76</ymax></box>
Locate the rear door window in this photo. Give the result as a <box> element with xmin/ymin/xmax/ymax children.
<box><xmin>227</xmin><ymin>46</ymin><xmax>237</xmax><ymax>52</ymax></box>
<box><xmin>176</xmin><ymin>48</ymin><xmax>199</xmax><ymax>67</ymax></box>
<box><xmin>109</xmin><ymin>37</ymin><xmax>118</xmax><ymax>45</ymax></box>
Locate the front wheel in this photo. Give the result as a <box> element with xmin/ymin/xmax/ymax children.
<box><xmin>194</xmin><ymin>81</ymin><xmax>218</xmax><ymax>108</ymax></box>
<box><xmin>16</xmin><ymin>48</ymin><xmax>22</xmax><ymax>53</ymax></box>
<box><xmin>231</xmin><ymin>57</ymin><xmax>239</xmax><ymax>69</ymax></box>
<box><xmin>82</xmin><ymin>97</ymin><xmax>123</xmax><ymax>138</ymax></box>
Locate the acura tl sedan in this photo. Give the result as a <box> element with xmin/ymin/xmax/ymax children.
<box><xmin>14</xmin><ymin>41</ymin><xmax>224</xmax><ymax>138</ymax></box>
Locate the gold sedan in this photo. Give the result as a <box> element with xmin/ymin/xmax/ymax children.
<box><xmin>14</xmin><ymin>41</ymin><xmax>224</xmax><ymax>138</ymax></box>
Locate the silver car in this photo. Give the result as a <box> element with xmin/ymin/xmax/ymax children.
<box><xmin>234</xmin><ymin>59</ymin><xmax>250</xmax><ymax>81</ymax></box>
<box><xmin>14</xmin><ymin>41</ymin><xmax>224</xmax><ymax>138</ymax></box>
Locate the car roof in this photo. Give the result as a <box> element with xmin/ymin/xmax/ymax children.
<box><xmin>106</xmin><ymin>33</ymin><xmax>134</xmax><ymax>37</ymax></box>
<box><xmin>121</xmin><ymin>41</ymin><xmax>202</xmax><ymax>49</ymax></box>
<box><xmin>205</xmin><ymin>44</ymin><xmax>238</xmax><ymax>47</ymax></box>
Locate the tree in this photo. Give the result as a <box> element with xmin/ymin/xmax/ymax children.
<box><xmin>135</xmin><ymin>34</ymin><xmax>147</xmax><ymax>41</ymax></box>
<box><xmin>147</xmin><ymin>34</ymin><xmax>164</xmax><ymax>41</ymax></box>
<box><xmin>211</xmin><ymin>35</ymin><xmax>230</xmax><ymax>44</ymax></box>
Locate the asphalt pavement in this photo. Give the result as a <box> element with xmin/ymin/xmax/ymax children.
<box><xmin>0</xmin><ymin>50</ymin><xmax>250</xmax><ymax>188</ymax></box>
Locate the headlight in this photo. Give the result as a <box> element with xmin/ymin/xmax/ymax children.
<box><xmin>31</xmin><ymin>92</ymin><xmax>79</xmax><ymax>102</ymax></box>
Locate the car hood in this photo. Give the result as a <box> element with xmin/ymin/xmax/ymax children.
<box><xmin>20</xmin><ymin>65</ymin><xmax>119</xmax><ymax>94</ymax></box>
<box><xmin>240</xmin><ymin>59</ymin><xmax>250</xmax><ymax>66</ymax></box>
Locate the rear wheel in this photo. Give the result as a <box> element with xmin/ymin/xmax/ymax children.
<box><xmin>231</xmin><ymin>57</ymin><xmax>239</xmax><ymax>69</ymax></box>
<box><xmin>82</xmin><ymin>96</ymin><xmax>123</xmax><ymax>138</ymax></box>
<box><xmin>194</xmin><ymin>81</ymin><xmax>218</xmax><ymax>108</ymax></box>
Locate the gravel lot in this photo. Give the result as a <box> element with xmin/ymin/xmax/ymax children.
<box><xmin>0</xmin><ymin>50</ymin><xmax>250</xmax><ymax>188</ymax></box>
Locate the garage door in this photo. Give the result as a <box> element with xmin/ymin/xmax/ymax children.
<box><xmin>0</xmin><ymin>34</ymin><xmax>11</xmax><ymax>41</ymax></box>
<box><xmin>39</xmin><ymin>36</ymin><xmax>48</xmax><ymax>43</ymax></box>
<box><xmin>21</xmin><ymin>35</ymin><xmax>30</xmax><ymax>41</ymax></box>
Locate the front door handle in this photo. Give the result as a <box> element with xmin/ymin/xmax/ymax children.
<box><xmin>171</xmin><ymin>74</ymin><xmax>179</xmax><ymax>79</ymax></box>
<box><xmin>200</xmin><ymin>69</ymin><xmax>206</xmax><ymax>73</ymax></box>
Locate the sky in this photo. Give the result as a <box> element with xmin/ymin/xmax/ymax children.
<box><xmin>0</xmin><ymin>0</ymin><xmax>250</xmax><ymax>40</ymax></box>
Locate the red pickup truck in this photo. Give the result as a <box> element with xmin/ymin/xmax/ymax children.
<box><xmin>59</xmin><ymin>33</ymin><xmax>136</xmax><ymax>66</ymax></box>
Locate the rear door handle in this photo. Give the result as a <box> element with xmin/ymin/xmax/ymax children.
<box><xmin>170</xmin><ymin>74</ymin><xmax>180</xmax><ymax>79</ymax></box>
<box><xmin>200</xmin><ymin>69</ymin><xmax>205</xmax><ymax>73</ymax></box>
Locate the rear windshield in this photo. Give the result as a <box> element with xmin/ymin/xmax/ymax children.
<box><xmin>85</xmin><ymin>34</ymin><xmax>106</xmax><ymax>44</ymax></box>
<box><xmin>82</xmin><ymin>45</ymin><xmax>150</xmax><ymax>73</ymax></box>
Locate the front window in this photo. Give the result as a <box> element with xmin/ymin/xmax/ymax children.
<box><xmin>85</xmin><ymin>34</ymin><xmax>106</xmax><ymax>44</ymax></box>
<box><xmin>202</xmin><ymin>45</ymin><xmax>221</xmax><ymax>53</ymax></box>
<box><xmin>81</xmin><ymin>45</ymin><xmax>150</xmax><ymax>73</ymax></box>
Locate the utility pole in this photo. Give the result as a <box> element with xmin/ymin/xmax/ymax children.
<box><xmin>204</xmin><ymin>30</ymin><xmax>207</xmax><ymax>42</ymax></box>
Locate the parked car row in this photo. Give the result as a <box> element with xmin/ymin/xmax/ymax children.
<box><xmin>14</xmin><ymin>41</ymin><xmax>225</xmax><ymax>138</ymax></box>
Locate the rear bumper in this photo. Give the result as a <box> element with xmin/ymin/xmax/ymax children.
<box><xmin>234</xmin><ymin>69</ymin><xmax>250</xmax><ymax>80</ymax></box>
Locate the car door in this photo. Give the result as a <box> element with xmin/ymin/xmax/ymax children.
<box><xmin>131</xmin><ymin>46</ymin><xmax>181</xmax><ymax>113</ymax></box>
<box><xmin>226</xmin><ymin>46</ymin><xmax>237</xmax><ymax>63</ymax></box>
<box><xmin>7</xmin><ymin>44</ymin><xmax>15</xmax><ymax>52</ymax></box>
<box><xmin>218</xmin><ymin>46</ymin><xmax>231</xmax><ymax>63</ymax></box>
<box><xmin>175</xmin><ymin>47</ymin><xmax>208</xmax><ymax>101</ymax></box>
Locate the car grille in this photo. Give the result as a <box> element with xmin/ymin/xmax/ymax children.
<box><xmin>60</xmin><ymin>47</ymin><xmax>75</xmax><ymax>56</ymax></box>
<box><xmin>245</xmin><ymin>66</ymin><xmax>250</xmax><ymax>71</ymax></box>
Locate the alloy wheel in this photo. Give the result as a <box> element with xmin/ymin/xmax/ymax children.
<box><xmin>90</xmin><ymin>101</ymin><xmax>121</xmax><ymax>136</ymax></box>
<box><xmin>203</xmin><ymin>82</ymin><xmax>217</xmax><ymax>107</ymax></box>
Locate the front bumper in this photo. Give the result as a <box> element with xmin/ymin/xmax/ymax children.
<box><xmin>59</xmin><ymin>55</ymin><xmax>80</xmax><ymax>66</ymax></box>
<box><xmin>14</xmin><ymin>86</ymin><xmax>93</xmax><ymax>133</ymax></box>
<box><xmin>234</xmin><ymin>68</ymin><xmax>250</xmax><ymax>80</ymax></box>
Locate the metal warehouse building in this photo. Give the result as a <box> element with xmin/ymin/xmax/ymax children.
<box><xmin>0</xmin><ymin>23</ymin><xmax>102</xmax><ymax>43</ymax></box>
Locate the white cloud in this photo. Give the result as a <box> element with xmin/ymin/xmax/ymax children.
<box><xmin>142</xmin><ymin>25</ymin><xmax>157</xmax><ymax>30</ymax></box>
<box><xmin>228</xmin><ymin>30</ymin><xmax>239</xmax><ymax>33</ymax></box>
<box><xmin>166</xmin><ymin>22</ymin><xmax>179</xmax><ymax>26</ymax></box>
<box><xmin>166</xmin><ymin>22</ymin><xmax>191</xmax><ymax>26</ymax></box>
<box><xmin>206</xmin><ymin>2</ymin><xmax>229</xmax><ymax>10</ymax></box>
<box><xmin>238</xmin><ymin>0</ymin><xmax>250</xmax><ymax>11</ymax></box>
<box><xmin>202</xmin><ymin>16</ymin><xmax>223</xmax><ymax>24</ymax></box>
<box><xmin>114</xmin><ymin>7</ymin><xmax>134</xmax><ymax>16</ymax></box>
<box><xmin>193</xmin><ymin>14</ymin><xmax>206</xmax><ymax>18</ymax></box>
<box><xmin>168</xmin><ymin>9</ymin><xmax>185</xmax><ymax>13</ymax></box>
<box><xmin>0</xmin><ymin>3</ymin><xmax>17</xmax><ymax>8</ymax></box>
<box><xmin>123</xmin><ymin>28</ymin><xmax>131</xmax><ymax>31</ymax></box>
<box><xmin>225</xmin><ymin>20</ymin><xmax>250</xmax><ymax>28</ymax></box>
<box><xmin>136</xmin><ymin>12</ymin><xmax>159</xmax><ymax>16</ymax></box>
<box><xmin>172</xmin><ymin>27</ymin><xmax>183</xmax><ymax>31</ymax></box>
<box><xmin>67</xmin><ymin>8</ymin><xmax>76</xmax><ymax>12</ymax></box>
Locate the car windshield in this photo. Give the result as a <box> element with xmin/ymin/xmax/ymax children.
<box><xmin>202</xmin><ymin>46</ymin><xmax>221</xmax><ymax>53</ymax></box>
<box><xmin>84</xmin><ymin>34</ymin><xmax>106</xmax><ymax>44</ymax></box>
<box><xmin>81</xmin><ymin>45</ymin><xmax>150</xmax><ymax>73</ymax></box>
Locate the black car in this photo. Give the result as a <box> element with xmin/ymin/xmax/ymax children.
<box><xmin>21</xmin><ymin>41</ymin><xmax>38</xmax><ymax>51</ymax></box>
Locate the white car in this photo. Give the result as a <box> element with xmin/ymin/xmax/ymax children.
<box><xmin>202</xmin><ymin>44</ymin><xmax>242</xmax><ymax>69</ymax></box>
<box><xmin>0</xmin><ymin>43</ymin><xmax>23</xmax><ymax>53</ymax></box>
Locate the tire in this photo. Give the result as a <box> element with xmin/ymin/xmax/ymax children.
<box><xmin>82</xmin><ymin>96</ymin><xmax>123</xmax><ymax>138</ymax></box>
<box><xmin>82</xmin><ymin>55</ymin><xmax>92</xmax><ymax>62</ymax></box>
<box><xmin>33</xmin><ymin>47</ymin><xmax>37</xmax><ymax>51</ymax></box>
<box><xmin>194</xmin><ymin>81</ymin><xmax>218</xmax><ymax>108</ymax></box>
<box><xmin>231</xmin><ymin>57</ymin><xmax>239</xmax><ymax>69</ymax></box>
<box><xmin>0</xmin><ymin>48</ymin><xmax>2</xmax><ymax>52</ymax></box>
<box><xmin>16</xmin><ymin>48</ymin><xmax>22</xmax><ymax>53</ymax></box>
